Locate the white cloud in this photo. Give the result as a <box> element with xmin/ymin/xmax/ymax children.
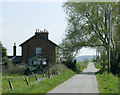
<box><xmin>76</xmin><ymin>47</ymin><xmax>96</xmax><ymax>57</ymax></box>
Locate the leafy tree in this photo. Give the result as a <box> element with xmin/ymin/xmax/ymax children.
<box><xmin>100</xmin><ymin>51</ymin><xmax>108</xmax><ymax>68</ymax></box>
<box><xmin>0</xmin><ymin>41</ymin><xmax>7</xmax><ymax>57</ymax></box>
<box><xmin>0</xmin><ymin>41</ymin><xmax>12</xmax><ymax>66</ymax></box>
<box><xmin>91</xmin><ymin>57</ymin><xmax>96</xmax><ymax>62</ymax></box>
<box><xmin>61</xmin><ymin>2</ymin><xmax>119</xmax><ymax>74</ymax></box>
<box><xmin>62</xmin><ymin>2</ymin><xmax>118</xmax><ymax>50</ymax></box>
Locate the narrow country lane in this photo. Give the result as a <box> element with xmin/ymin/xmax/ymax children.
<box><xmin>48</xmin><ymin>62</ymin><xmax>99</xmax><ymax>93</ymax></box>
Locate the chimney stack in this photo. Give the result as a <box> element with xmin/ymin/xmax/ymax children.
<box><xmin>13</xmin><ymin>43</ymin><xmax>16</xmax><ymax>56</ymax></box>
<box><xmin>35</xmin><ymin>28</ymin><xmax>49</xmax><ymax>39</ymax></box>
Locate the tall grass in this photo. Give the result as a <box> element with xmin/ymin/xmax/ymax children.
<box><xmin>2</xmin><ymin>64</ymin><xmax>75</xmax><ymax>93</ymax></box>
<box><xmin>94</xmin><ymin>62</ymin><xmax>103</xmax><ymax>69</ymax></box>
<box><xmin>96</xmin><ymin>66</ymin><xmax>118</xmax><ymax>93</ymax></box>
<box><xmin>76</xmin><ymin>61</ymin><xmax>89</xmax><ymax>73</ymax></box>
<box><xmin>2</xmin><ymin>64</ymin><xmax>28</xmax><ymax>75</ymax></box>
<box><xmin>12</xmin><ymin>71</ymin><xmax>75</xmax><ymax>93</ymax></box>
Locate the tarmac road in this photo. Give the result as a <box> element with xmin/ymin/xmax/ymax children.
<box><xmin>48</xmin><ymin>62</ymin><xmax>99</xmax><ymax>93</ymax></box>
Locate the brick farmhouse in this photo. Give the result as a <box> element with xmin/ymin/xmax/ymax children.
<box><xmin>8</xmin><ymin>29</ymin><xmax>59</xmax><ymax>66</ymax></box>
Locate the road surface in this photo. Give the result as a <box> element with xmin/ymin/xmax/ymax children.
<box><xmin>48</xmin><ymin>62</ymin><xmax>99</xmax><ymax>93</ymax></box>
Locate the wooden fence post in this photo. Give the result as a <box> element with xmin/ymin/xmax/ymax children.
<box><xmin>8</xmin><ymin>79</ymin><xmax>14</xmax><ymax>91</ymax></box>
<box><xmin>53</xmin><ymin>69</ymin><xmax>55</xmax><ymax>75</ymax></box>
<box><xmin>48</xmin><ymin>71</ymin><xmax>50</xmax><ymax>78</ymax></box>
<box><xmin>43</xmin><ymin>73</ymin><xmax>45</xmax><ymax>79</ymax></box>
<box><xmin>25</xmin><ymin>75</ymin><xmax>29</xmax><ymax>85</ymax></box>
<box><xmin>56</xmin><ymin>68</ymin><xmax>59</xmax><ymax>75</ymax></box>
<box><xmin>35</xmin><ymin>74</ymin><xmax>38</xmax><ymax>82</ymax></box>
<box><xmin>51</xmin><ymin>70</ymin><xmax>54</xmax><ymax>76</ymax></box>
<box><xmin>56</xmin><ymin>68</ymin><xmax>57</xmax><ymax>75</ymax></box>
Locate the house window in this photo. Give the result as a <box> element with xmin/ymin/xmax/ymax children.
<box><xmin>42</xmin><ymin>61</ymin><xmax>46</xmax><ymax>65</ymax></box>
<box><xmin>33</xmin><ymin>60</ymin><xmax>38</xmax><ymax>65</ymax></box>
<box><xmin>36</xmin><ymin>48</ymin><xmax>42</xmax><ymax>54</ymax></box>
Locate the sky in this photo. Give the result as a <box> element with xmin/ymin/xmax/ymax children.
<box><xmin>0</xmin><ymin>1</ymin><xmax>96</xmax><ymax>56</ymax></box>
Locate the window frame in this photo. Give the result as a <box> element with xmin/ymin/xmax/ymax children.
<box><xmin>36</xmin><ymin>47</ymin><xmax>42</xmax><ymax>55</ymax></box>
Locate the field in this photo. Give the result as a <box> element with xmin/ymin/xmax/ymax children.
<box><xmin>2</xmin><ymin>62</ymin><xmax>89</xmax><ymax>94</ymax></box>
<box><xmin>2</xmin><ymin>64</ymin><xmax>75</xmax><ymax>93</ymax></box>
<box><xmin>2</xmin><ymin>71</ymin><xmax>75</xmax><ymax>93</ymax></box>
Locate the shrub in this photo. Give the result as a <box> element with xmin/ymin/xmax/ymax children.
<box><xmin>2</xmin><ymin>62</ymin><xmax>28</xmax><ymax>75</ymax></box>
<box><xmin>49</xmin><ymin>63</ymin><xmax>70</xmax><ymax>74</ymax></box>
<box><xmin>63</xmin><ymin>60</ymin><xmax>77</xmax><ymax>72</ymax></box>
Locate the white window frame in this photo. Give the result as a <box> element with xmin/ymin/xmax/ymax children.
<box><xmin>36</xmin><ymin>48</ymin><xmax>42</xmax><ymax>54</ymax></box>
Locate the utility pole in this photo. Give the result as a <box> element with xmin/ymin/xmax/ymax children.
<box><xmin>108</xmin><ymin>10</ymin><xmax>111</xmax><ymax>74</ymax></box>
<box><xmin>98</xmin><ymin>49</ymin><xmax>99</xmax><ymax>64</ymax></box>
<box><xmin>96</xmin><ymin>48</ymin><xmax>97</xmax><ymax>63</ymax></box>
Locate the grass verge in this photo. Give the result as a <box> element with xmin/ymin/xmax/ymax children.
<box><xmin>94</xmin><ymin>62</ymin><xmax>103</xmax><ymax>69</ymax></box>
<box><xmin>2</xmin><ymin>64</ymin><xmax>75</xmax><ymax>93</ymax></box>
<box><xmin>76</xmin><ymin>61</ymin><xmax>89</xmax><ymax>73</ymax></box>
<box><xmin>95</xmin><ymin>63</ymin><xmax>118</xmax><ymax>93</ymax></box>
<box><xmin>14</xmin><ymin>70</ymin><xmax>75</xmax><ymax>93</ymax></box>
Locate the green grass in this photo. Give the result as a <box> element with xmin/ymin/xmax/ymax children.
<box><xmin>96</xmin><ymin>67</ymin><xmax>118</xmax><ymax>93</ymax></box>
<box><xmin>76</xmin><ymin>61</ymin><xmax>89</xmax><ymax>73</ymax></box>
<box><xmin>2</xmin><ymin>70</ymin><xmax>75</xmax><ymax>93</ymax></box>
<box><xmin>2</xmin><ymin>74</ymin><xmax>44</xmax><ymax>93</ymax></box>
<box><xmin>2</xmin><ymin>64</ymin><xmax>76</xmax><ymax>93</ymax></box>
<box><xmin>94</xmin><ymin>62</ymin><xmax>118</xmax><ymax>93</ymax></box>
<box><xmin>94</xmin><ymin>62</ymin><xmax>103</xmax><ymax>69</ymax></box>
<box><xmin>2</xmin><ymin>63</ymin><xmax>89</xmax><ymax>94</ymax></box>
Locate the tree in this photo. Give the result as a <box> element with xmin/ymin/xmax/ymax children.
<box><xmin>0</xmin><ymin>41</ymin><xmax>7</xmax><ymax>57</ymax></box>
<box><xmin>61</xmin><ymin>2</ymin><xmax>119</xmax><ymax>74</ymax></box>
<box><xmin>91</xmin><ymin>57</ymin><xmax>96</xmax><ymax>62</ymax></box>
<box><xmin>0</xmin><ymin>41</ymin><xmax>12</xmax><ymax>66</ymax></box>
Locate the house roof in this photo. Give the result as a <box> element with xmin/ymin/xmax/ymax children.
<box><xmin>28</xmin><ymin>54</ymin><xmax>46</xmax><ymax>60</ymax></box>
<box><xmin>19</xmin><ymin>33</ymin><xmax>58</xmax><ymax>47</ymax></box>
<box><xmin>7</xmin><ymin>56</ymin><xmax>14</xmax><ymax>59</ymax></box>
<box><xmin>11</xmin><ymin>56</ymin><xmax>22</xmax><ymax>63</ymax></box>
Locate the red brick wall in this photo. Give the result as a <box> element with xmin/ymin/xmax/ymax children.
<box><xmin>21</xmin><ymin>34</ymin><xmax>56</xmax><ymax>64</ymax></box>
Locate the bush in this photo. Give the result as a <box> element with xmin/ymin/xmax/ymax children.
<box><xmin>94</xmin><ymin>62</ymin><xmax>103</xmax><ymax>69</ymax></box>
<box><xmin>27</xmin><ymin>63</ymin><xmax>71</xmax><ymax>76</ymax></box>
<box><xmin>76</xmin><ymin>61</ymin><xmax>89</xmax><ymax>73</ymax></box>
<box><xmin>96</xmin><ymin>68</ymin><xmax>118</xmax><ymax>93</ymax></box>
<box><xmin>63</xmin><ymin>60</ymin><xmax>77</xmax><ymax>72</ymax></box>
<box><xmin>2</xmin><ymin>57</ymin><xmax>12</xmax><ymax>67</ymax></box>
<box><xmin>49</xmin><ymin>63</ymin><xmax>70</xmax><ymax>74</ymax></box>
<box><xmin>2</xmin><ymin>62</ymin><xmax>28</xmax><ymax>75</ymax></box>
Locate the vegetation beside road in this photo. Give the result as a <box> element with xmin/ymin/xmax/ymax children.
<box><xmin>2</xmin><ymin>60</ymin><xmax>89</xmax><ymax>93</ymax></box>
<box><xmin>94</xmin><ymin>62</ymin><xmax>103</xmax><ymax>69</ymax></box>
<box><xmin>94</xmin><ymin>62</ymin><xmax>118</xmax><ymax>93</ymax></box>
<box><xmin>2</xmin><ymin>64</ymin><xmax>75</xmax><ymax>93</ymax></box>
<box><xmin>8</xmin><ymin>71</ymin><xmax>75</xmax><ymax>93</ymax></box>
<box><xmin>76</xmin><ymin>61</ymin><xmax>89</xmax><ymax>73</ymax></box>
